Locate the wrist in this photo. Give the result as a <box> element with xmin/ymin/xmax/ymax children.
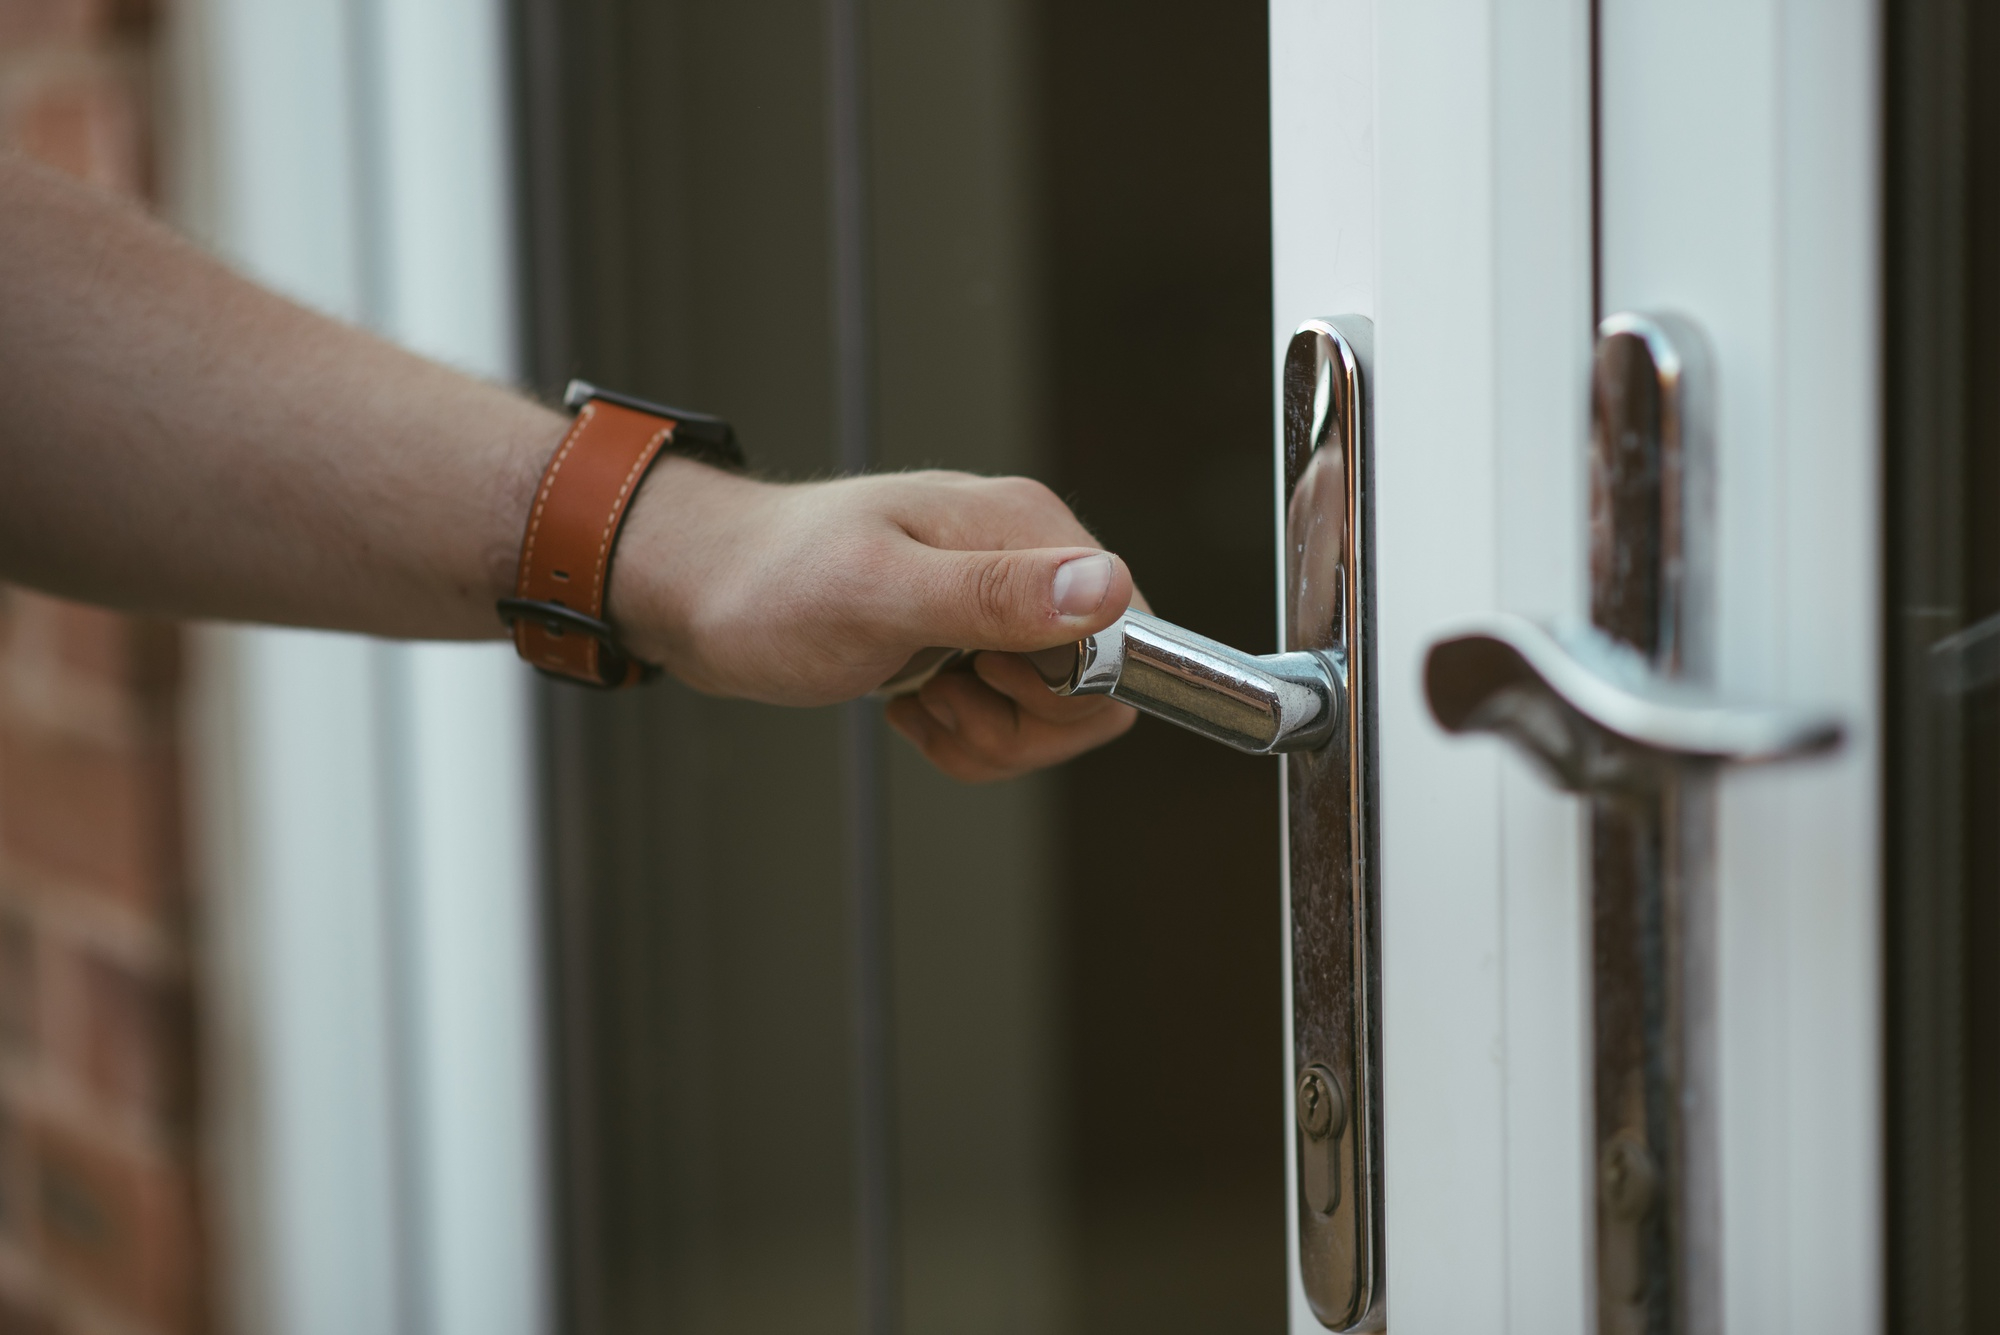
<box><xmin>499</xmin><ymin>382</ymin><xmax>747</xmax><ymax>687</ymax></box>
<box><xmin>603</xmin><ymin>454</ymin><xmax>770</xmax><ymax>669</ymax></box>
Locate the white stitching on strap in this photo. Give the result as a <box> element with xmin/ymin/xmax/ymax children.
<box><xmin>518</xmin><ymin>402</ymin><xmax>594</xmax><ymax>588</ymax></box>
<box><xmin>589</xmin><ymin>425</ymin><xmax>674</xmax><ymax>612</ymax></box>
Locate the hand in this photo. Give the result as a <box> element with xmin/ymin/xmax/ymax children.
<box><xmin>608</xmin><ymin>459</ymin><xmax>1139</xmax><ymax>779</ymax></box>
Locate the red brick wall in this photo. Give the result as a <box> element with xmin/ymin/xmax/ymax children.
<box><xmin>0</xmin><ymin>5</ymin><xmax>210</xmax><ymax>1334</ymax></box>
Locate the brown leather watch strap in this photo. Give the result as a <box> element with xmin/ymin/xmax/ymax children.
<box><xmin>501</xmin><ymin>382</ymin><xmax>740</xmax><ymax>688</ymax></box>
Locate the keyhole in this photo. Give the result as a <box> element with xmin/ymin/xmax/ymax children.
<box><xmin>1297</xmin><ymin>1065</ymin><xmax>1347</xmax><ymax>1216</ymax></box>
<box><xmin>1598</xmin><ymin>1131</ymin><xmax>1659</xmax><ymax>1315</ymax></box>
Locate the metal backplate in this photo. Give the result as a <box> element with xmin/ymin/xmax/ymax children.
<box><xmin>1587</xmin><ymin>313</ymin><xmax>1718</xmax><ymax>1335</ymax></box>
<box><xmin>1282</xmin><ymin>317</ymin><xmax>1382</xmax><ymax>1330</ymax></box>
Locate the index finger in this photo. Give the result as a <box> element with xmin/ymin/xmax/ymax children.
<box><xmin>973</xmin><ymin>650</ymin><xmax>1131</xmax><ymax>726</ymax></box>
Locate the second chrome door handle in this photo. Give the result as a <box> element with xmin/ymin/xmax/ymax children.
<box><xmin>1424</xmin><ymin>613</ymin><xmax>1841</xmax><ymax>791</ymax></box>
<box><xmin>1028</xmin><ymin>609</ymin><xmax>1343</xmax><ymax>755</ymax></box>
<box><xmin>1421</xmin><ymin>314</ymin><xmax>1841</xmax><ymax>1335</ymax></box>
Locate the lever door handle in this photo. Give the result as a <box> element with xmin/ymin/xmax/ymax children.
<box><xmin>1027</xmin><ymin>318</ymin><xmax>1381</xmax><ymax>1330</ymax></box>
<box><xmin>1418</xmin><ymin>313</ymin><xmax>1846</xmax><ymax>1335</ymax></box>
<box><xmin>1423</xmin><ymin>613</ymin><xmax>1841</xmax><ymax>793</ymax></box>
<box><xmin>1029</xmin><ymin>610</ymin><xmax>1342</xmax><ymax>755</ymax></box>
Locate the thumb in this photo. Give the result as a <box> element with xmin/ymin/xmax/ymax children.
<box><xmin>901</xmin><ymin>546</ymin><xmax>1133</xmax><ymax>652</ymax></box>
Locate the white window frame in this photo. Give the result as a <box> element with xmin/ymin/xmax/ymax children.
<box><xmin>170</xmin><ymin>3</ymin><xmax>548</xmax><ymax>1333</ymax></box>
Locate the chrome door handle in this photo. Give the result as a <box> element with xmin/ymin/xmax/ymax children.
<box><xmin>1032</xmin><ymin>319</ymin><xmax>1382</xmax><ymax>1330</ymax></box>
<box><xmin>1028</xmin><ymin>609</ymin><xmax>1342</xmax><ymax>754</ymax></box>
<box><xmin>1424</xmin><ymin>613</ymin><xmax>1840</xmax><ymax>792</ymax></box>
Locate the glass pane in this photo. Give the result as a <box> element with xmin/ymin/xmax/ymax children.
<box><xmin>515</xmin><ymin>2</ymin><xmax>1282</xmax><ymax>1331</ymax></box>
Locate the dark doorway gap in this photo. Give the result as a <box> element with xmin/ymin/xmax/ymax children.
<box><xmin>510</xmin><ymin>2</ymin><xmax>1282</xmax><ymax>1333</ymax></box>
<box><xmin>1884</xmin><ymin>0</ymin><xmax>2000</xmax><ymax>1328</ymax></box>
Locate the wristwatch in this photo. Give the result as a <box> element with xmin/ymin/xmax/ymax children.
<box><xmin>498</xmin><ymin>379</ymin><xmax>743</xmax><ymax>688</ymax></box>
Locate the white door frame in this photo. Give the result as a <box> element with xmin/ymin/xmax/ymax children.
<box><xmin>1270</xmin><ymin>2</ymin><xmax>1880</xmax><ymax>1330</ymax></box>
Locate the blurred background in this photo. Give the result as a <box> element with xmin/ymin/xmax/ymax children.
<box><xmin>0</xmin><ymin>2</ymin><xmax>1283</xmax><ymax>1333</ymax></box>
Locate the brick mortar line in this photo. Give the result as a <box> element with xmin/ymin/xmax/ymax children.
<box><xmin>0</xmin><ymin>676</ymin><xmax>176</xmax><ymax>751</ymax></box>
<box><xmin>0</xmin><ymin>878</ymin><xmax>193</xmax><ymax>977</ymax></box>
<box><xmin>0</xmin><ymin>872</ymin><xmax>193</xmax><ymax>964</ymax></box>
<box><xmin>0</xmin><ymin>48</ymin><xmax>155</xmax><ymax>132</ymax></box>
<box><xmin>0</xmin><ymin>1062</ymin><xmax>198</xmax><ymax>1165</ymax></box>
<box><xmin>0</xmin><ymin>40</ymin><xmax>153</xmax><ymax>84</ymax></box>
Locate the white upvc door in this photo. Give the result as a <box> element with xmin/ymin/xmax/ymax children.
<box><xmin>1271</xmin><ymin>2</ymin><xmax>1881</xmax><ymax>1331</ymax></box>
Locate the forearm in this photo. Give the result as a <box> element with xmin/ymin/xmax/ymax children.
<box><xmin>0</xmin><ymin>157</ymin><xmax>1142</xmax><ymax>780</ymax></box>
<box><xmin>0</xmin><ymin>153</ymin><xmax>556</xmax><ymax>639</ymax></box>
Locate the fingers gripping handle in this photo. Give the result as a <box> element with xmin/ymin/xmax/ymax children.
<box><xmin>1029</xmin><ymin>610</ymin><xmax>1343</xmax><ymax>755</ymax></box>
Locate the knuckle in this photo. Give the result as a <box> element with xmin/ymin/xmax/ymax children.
<box><xmin>900</xmin><ymin>468</ymin><xmax>986</xmax><ymax>498</ymax></box>
<box><xmin>992</xmin><ymin>475</ymin><xmax>1092</xmax><ymax>547</ymax></box>
<box><xmin>993</xmin><ymin>474</ymin><xmax>1062</xmax><ymax>512</ymax></box>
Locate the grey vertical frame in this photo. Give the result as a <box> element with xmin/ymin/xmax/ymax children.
<box><xmin>823</xmin><ymin>2</ymin><xmax>901</xmax><ymax>1333</ymax></box>
<box><xmin>1882</xmin><ymin>0</ymin><xmax>2000</xmax><ymax>1329</ymax></box>
<box><xmin>1882</xmin><ymin>2</ymin><xmax>1968</xmax><ymax>1329</ymax></box>
<box><xmin>508</xmin><ymin>4</ymin><xmax>859</xmax><ymax>1332</ymax></box>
